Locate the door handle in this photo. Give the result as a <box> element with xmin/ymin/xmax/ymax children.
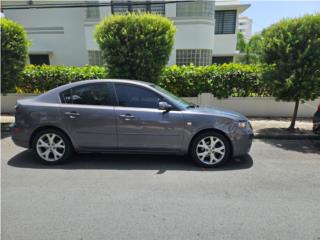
<box><xmin>64</xmin><ymin>111</ymin><xmax>80</xmax><ymax>119</ymax></box>
<box><xmin>119</xmin><ymin>114</ymin><xmax>135</xmax><ymax>120</ymax></box>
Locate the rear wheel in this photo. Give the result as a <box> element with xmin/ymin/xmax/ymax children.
<box><xmin>190</xmin><ymin>131</ymin><xmax>231</xmax><ymax>168</ymax></box>
<box><xmin>32</xmin><ymin>129</ymin><xmax>73</xmax><ymax>164</ymax></box>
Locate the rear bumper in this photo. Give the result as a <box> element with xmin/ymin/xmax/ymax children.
<box><xmin>10</xmin><ymin>123</ymin><xmax>30</xmax><ymax>148</ymax></box>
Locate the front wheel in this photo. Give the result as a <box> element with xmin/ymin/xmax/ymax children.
<box><xmin>190</xmin><ymin>131</ymin><xmax>231</xmax><ymax>168</ymax></box>
<box><xmin>32</xmin><ymin>129</ymin><xmax>73</xmax><ymax>164</ymax></box>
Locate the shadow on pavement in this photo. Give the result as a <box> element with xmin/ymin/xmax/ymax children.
<box><xmin>7</xmin><ymin>150</ymin><xmax>253</xmax><ymax>173</ymax></box>
<box><xmin>260</xmin><ymin>138</ymin><xmax>320</xmax><ymax>154</ymax></box>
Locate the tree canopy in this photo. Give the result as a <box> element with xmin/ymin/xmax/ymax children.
<box><xmin>261</xmin><ymin>14</ymin><xmax>320</xmax><ymax>130</ymax></box>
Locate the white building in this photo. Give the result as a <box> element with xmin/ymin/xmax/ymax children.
<box><xmin>2</xmin><ymin>0</ymin><xmax>250</xmax><ymax>66</ymax></box>
<box><xmin>238</xmin><ymin>15</ymin><xmax>253</xmax><ymax>41</ymax></box>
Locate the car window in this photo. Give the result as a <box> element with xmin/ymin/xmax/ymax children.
<box><xmin>60</xmin><ymin>89</ymin><xmax>73</xmax><ymax>104</ymax></box>
<box><xmin>60</xmin><ymin>83</ymin><xmax>115</xmax><ymax>106</ymax></box>
<box><xmin>114</xmin><ymin>84</ymin><xmax>162</xmax><ymax>109</ymax></box>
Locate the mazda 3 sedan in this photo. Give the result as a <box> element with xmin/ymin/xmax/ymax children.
<box><xmin>11</xmin><ymin>79</ymin><xmax>253</xmax><ymax>168</ymax></box>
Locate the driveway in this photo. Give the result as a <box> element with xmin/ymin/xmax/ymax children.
<box><xmin>1</xmin><ymin>133</ymin><xmax>320</xmax><ymax>240</ymax></box>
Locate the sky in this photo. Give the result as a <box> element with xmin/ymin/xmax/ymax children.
<box><xmin>240</xmin><ymin>0</ymin><xmax>320</xmax><ymax>33</ymax></box>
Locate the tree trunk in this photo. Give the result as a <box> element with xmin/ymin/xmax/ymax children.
<box><xmin>288</xmin><ymin>100</ymin><xmax>299</xmax><ymax>131</ymax></box>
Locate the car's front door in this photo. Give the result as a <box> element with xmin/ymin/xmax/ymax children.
<box><xmin>59</xmin><ymin>82</ymin><xmax>117</xmax><ymax>150</ymax></box>
<box><xmin>114</xmin><ymin>83</ymin><xmax>185</xmax><ymax>152</ymax></box>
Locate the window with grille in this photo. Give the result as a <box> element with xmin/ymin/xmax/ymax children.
<box><xmin>150</xmin><ymin>3</ymin><xmax>165</xmax><ymax>15</ymax></box>
<box><xmin>111</xmin><ymin>1</ymin><xmax>165</xmax><ymax>15</ymax></box>
<box><xmin>215</xmin><ymin>10</ymin><xmax>236</xmax><ymax>34</ymax></box>
<box><xmin>176</xmin><ymin>49</ymin><xmax>212</xmax><ymax>66</ymax></box>
<box><xmin>131</xmin><ymin>4</ymin><xmax>148</xmax><ymax>13</ymax></box>
<box><xmin>88</xmin><ymin>50</ymin><xmax>103</xmax><ymax>66</ymax></box>
<box><xmin>86</xmin><ymin>1</ymin><xmax>100</xmax><ymax>19</ymax></box>
<box><xmin>176</xmin><ymin>1</ymin><xmax>214</xmax><ymax>18</ymax></box>
<box><xmin>112</xmin><ymin>4</ymin><xmax>128</xmax><ymax>14</ymax></box>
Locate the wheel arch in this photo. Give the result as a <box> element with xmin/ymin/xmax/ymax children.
<box><xmin>29</xmin><ymin>125</ymin><xmax>75</xmax><ymax>150</ymax></box>
<box><xmin>188</xmin><ymin>128</ymin><xmax>234</xmax><ymax>156</ymax></box>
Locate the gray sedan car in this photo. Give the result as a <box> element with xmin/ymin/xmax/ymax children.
<box><xmin>11</xmin><ymin>79</ymin><xmax>253</xmax><ymax>168</ymax></box>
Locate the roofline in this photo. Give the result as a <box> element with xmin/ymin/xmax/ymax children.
<box><xmin>215</xmin><ymin>3</ymin><xmax>251</xmax><ymax>14</ymax></box>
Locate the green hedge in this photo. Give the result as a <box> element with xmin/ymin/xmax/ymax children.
<box><xmin>19</xmin><ymin>65</ymin><xmax>108</xmax><ymax>93</ymax></box>
<box><xmin>19</xmin><ymin>63</ymin><xmax>271</xmax><ymax>97</ymax></box>
<box><xmin>159</xmin><ymin>64</ymin><xmax>271</xmax><ymax>97</ymax></box>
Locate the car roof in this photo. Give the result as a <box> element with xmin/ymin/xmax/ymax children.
<box><xmin>65</xmin><ymin>79</ymin><xmax>154</xmax><ymax>88</ymax></box>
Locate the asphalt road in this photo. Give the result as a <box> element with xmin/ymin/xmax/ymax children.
<box><xmin>2</xmin><ymin>132</ymin><xmax>320</xmax><ymax>240</ymax></box>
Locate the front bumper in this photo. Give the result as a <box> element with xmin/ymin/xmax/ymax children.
<box><xmin>231</xmin><ymin>127</ymin><xmax>254</xmax><ymax>157</ymax></box>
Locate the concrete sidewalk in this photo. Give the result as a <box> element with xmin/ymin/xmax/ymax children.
<box><xmin>1</xmin><ymin>114</ymin><xmax>319</xmax><ymax>139</ymax></box>
<box><xmin>251</xmin><ymin>118</ymin><xmax>318</xmax><ymax>139</ymax></box>
<box><xmin>1</xmin><ymin>115</ymin><xmax>14</xmax><ymax>124</ymax></box>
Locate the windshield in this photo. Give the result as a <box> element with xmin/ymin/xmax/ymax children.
<box><xmin>152</xmin><ymin>85</ymin><xmax>195</xmax><ymax>109</ymax></box>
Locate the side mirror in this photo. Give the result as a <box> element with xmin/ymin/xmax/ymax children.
<box><xmin>159</xmin><ymin>101</ymin><xmax>172</xmax><ymax>112</ymax></box>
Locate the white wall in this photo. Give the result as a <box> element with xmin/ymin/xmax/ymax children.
<box><xmin>84</xmin><ymin>23</ymin><xmax>99</xmax><ymax>51</ymax></box>
<box><xmin>169</xmin><ymin>19</ymin><xmax>215</xmax><ymax>65</ymax></box>
<box><xmin>85</xmin><ymin>5</ymin><xmax>112</xmax><ymax>51</ymax></box>
<box><xmin>213</xmin><ymin>34</ymin><xmax>238</xmax><ymax>56</ymax></box>
<box><xmin>4</xmin><ymin>7</ymin><xmax>89</xmax><ymax>66</ymax></box>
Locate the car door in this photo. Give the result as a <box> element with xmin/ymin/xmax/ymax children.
<box><xmin>59</xmin><ymin>82</ymin><xmax>117</xmax><ymax>150</ymax></box>
<box><xmin>114</xmin><ymin>83</ymin><xmax>185</xmax><ymax>152</ymax></box>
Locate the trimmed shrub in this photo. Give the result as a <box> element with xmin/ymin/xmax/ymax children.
<box><xmin>1</xmin><ymin>18</ymin><xmax>29</xmax><ymax>93</ymax></box>
<box><xmin>159</xmin><ymin>63</ymin><xmax>271</xmax><ymax>97</ymax></box>
<box><xmin>95</xmin><ymin>13</ymin><xmax>176</xmax><ymax>83</ymax></box>
<box><xmin>19</xmin><ymin>65</ymin><xmax>108</xmax><ymax>93</ymax></box>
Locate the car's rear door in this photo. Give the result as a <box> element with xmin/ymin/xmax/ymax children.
<box><xmin>113</xmin><ymin>83</ymin><xmax>185</xmax><ymax>152</ymax></box>
<box><xmin>59</xmin><ymin>82</ymin><xmax>117</xmax><ymax>150</ymax></box>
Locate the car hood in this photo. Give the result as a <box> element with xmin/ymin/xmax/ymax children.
<box><xmin>187</xmin><ymin>106</ymin><xmax>248</xmax><ymax>121</ymax></box>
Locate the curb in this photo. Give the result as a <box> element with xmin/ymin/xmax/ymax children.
<box><xmin>254</xmin><ymin>134</ymin><xmax>320</xmax><ymax>140</ymax></box>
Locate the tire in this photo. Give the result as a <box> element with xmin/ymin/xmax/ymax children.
<box><xmin>32</xmin><ymin>128</ymin><xmax>73</xmax><ymax>164</ymax></box>
<box><xmin>190</xmin><ymin>131</ymin><xmax>231</xmax><ymax>168</ymax></box>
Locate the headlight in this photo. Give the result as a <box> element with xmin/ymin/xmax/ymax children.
<box><xmin>238</xmin><ymin>120</ymin><xmax>247</xmax><ymax>129</ymax></box>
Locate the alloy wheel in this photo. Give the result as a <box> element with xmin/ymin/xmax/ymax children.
<box><xmin>36</xmin><ymin>133</ymin><xmax>66</xmax><ymax>162</ymax></box>
<box><xmin>196</xmin><ymin>136</ymin><xmax>226</xmax><ymax>165</ymax></box>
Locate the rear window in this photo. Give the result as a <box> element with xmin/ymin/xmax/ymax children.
<box><xmin>60</xmin><ymin>83</ymin><xmax>115</xmax><ymax>106</ymax></box>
